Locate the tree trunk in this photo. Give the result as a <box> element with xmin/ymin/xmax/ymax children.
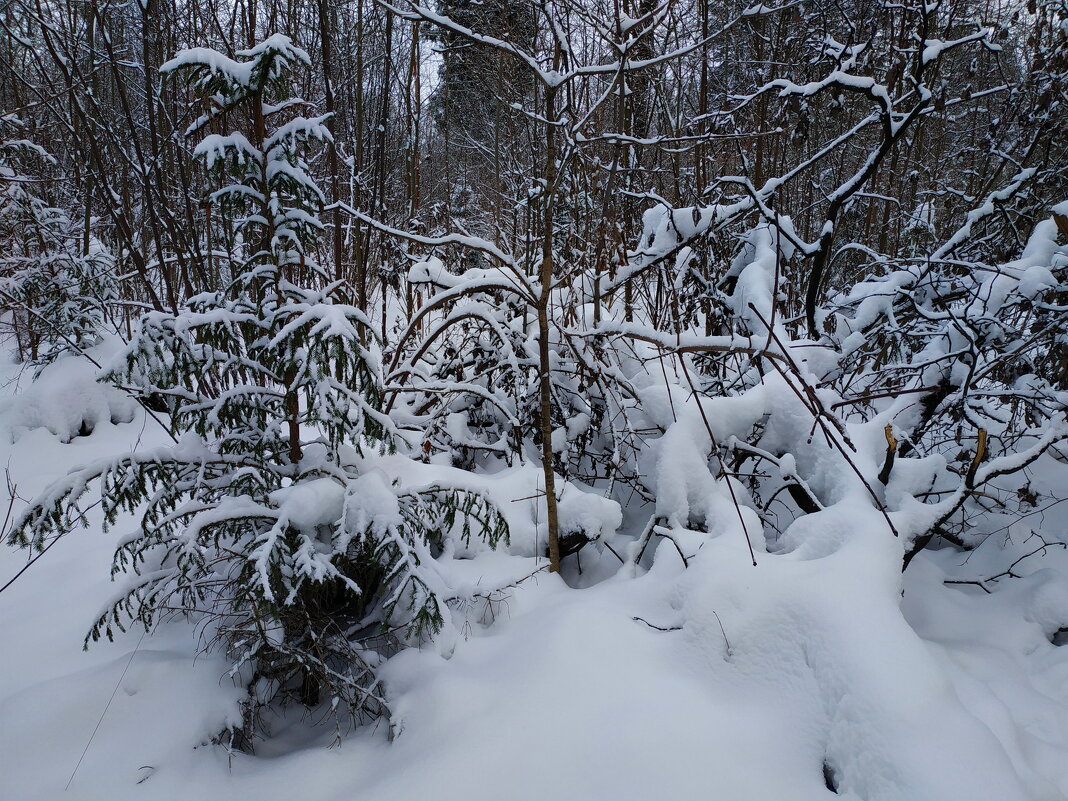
<box><xmin>539</xmin><ymin>74</ymin><xmax>561</xmax><ymax>573</ymax></box>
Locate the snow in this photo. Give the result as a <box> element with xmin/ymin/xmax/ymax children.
<box><xmin>160</xmin><ymin>47</ymin><xmax>255</xmax><ymax>86</ymax></box>
<box><xmin>1</xmin><ymin>347</ymin><xmax>136</xmax><ymax>443</ymax></box>
<box><xmin>269</xmin><ymin>477</ymin><xmax>346</xmax><ymax>530</ymax></box>
<box><xmin>162</xmin><ymin>35</ymin><xmax>311</xmax><ymax>90</ymax></box>
<box><xmin>3</xmin><ymin>347</ymin><xmax>1068</xmax><ymax>800</ymax></box>
<box><xmin>194</xmin><ymin>132</ymin><xmax>260</xmax><ymax>169</ymax></box>
<box><xmin>407</xmin><ymin>254</ymin><xmax>451</xmax><ymax>287</ymax></box>
<box><xmin>556</xmin><ymin>481</ymin><xmax>621</xmax><ymax>542</ymax></box>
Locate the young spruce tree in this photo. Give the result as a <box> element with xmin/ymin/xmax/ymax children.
<box><xmin>0</xmin><ymin>122</ymin><xmax>117</xmax><ymax>364</ymax></box>
<box><xmin>7</xmin><ymin>35</ymin><xmax>507</xmax><ymax>749</ymax></box>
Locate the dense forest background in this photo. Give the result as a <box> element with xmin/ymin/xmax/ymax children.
<box><xmin>5</xmin><ymin>0</ymin><xmax>1065</xmax><ymax>338</ymax></box>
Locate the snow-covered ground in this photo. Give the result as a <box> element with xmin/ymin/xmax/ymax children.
<box><xmin>3</xmin><ymin>349</ymin><xmax>1068</xmax><ymax>801</ymax></box>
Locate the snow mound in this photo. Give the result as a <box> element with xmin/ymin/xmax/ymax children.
<box><xmin>679</xmin><ymin>515</ymin><xmax>1040</xmax><ymax>801</ymax></box>
<box><xmin>1</xmin><ymin>356</ymin><xmax>136</xmax><ymax>443</ymax></box>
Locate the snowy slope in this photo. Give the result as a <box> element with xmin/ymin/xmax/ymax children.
<box><xmin>2</xmin><ymin>351</ymin><xmax>1068</xmax><ymax>801</ymax></box>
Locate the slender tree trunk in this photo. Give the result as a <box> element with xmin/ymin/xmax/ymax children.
<box><xmin>539</xmin><ymin>75</ymin><xmax>561</xmax><ymax>573</ymax></box>
<box><xmin>320</xmin><ymin>0</ymin><xmax>345</xmax><ymax>283</ymax></box>
<box><xmin>353</xmin><ymin>0</ymin><xmax>367</xmax><ymax>310</ymax></box>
